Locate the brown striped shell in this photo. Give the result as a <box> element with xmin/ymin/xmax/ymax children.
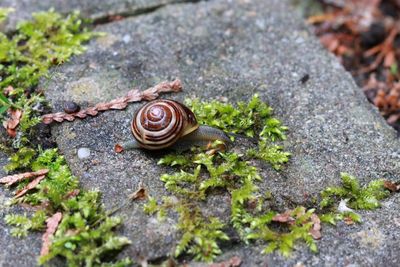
<box><xmin>131</xmin><ymin>99</ymin><xmax>199</xmax><ymax>150</ymax></box>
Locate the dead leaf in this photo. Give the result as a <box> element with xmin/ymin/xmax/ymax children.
<box><xmin>209</xmin><ymin>256</ymin><xmax>242</xmax><ymax>267</ymax></box>
<box><xmin>344</xmin><ymin>216</ymin><xmax>355</xmax><ymax>225</ymax></box>
<box><xmin>8</xmin><ymin>109</ymin><xmax>22</xmax><ymax>128</ymax></box>
<box><xmin>387</xmin><ymin>114</ymin><xmax>400</xmax><ymax>124</ymax></box>
<box><xmin>6</xmin><ymin>128</ymin><xmax>16</xmax><ymax>138</ymax></box>
<box><xmin>5</xmin><ymin>109</ymin><xmax>22</xmax><ymax>138</ymax></box>
<box><xmin>114</xmin><ymin>144</ymin><xmax>124</xmax><ymax>153</ymax></box>
<box><xmin>64</xmin><ymin>189</ymin><xmax>80</xmax><ymax>199</ymax></box>
<box><xmin>384</xmin><ymin>50</ymin><xmax>396</xmax><ymax>67</ymax></box>
<box><xmin>129</xmin><ymin>183</ymin><xmax>148</xmax><ymax>201</ymax></box>
<box><xmin>307</xmin><ymin>13</ymin><xmax>336</xmax><ymax>24</ymax></box>
<box><xmin>40</xmin><ymin>212</ymin><xmax>62</xmax><ymax>257</ymax></box>
<box><xmin>383</xmin><ymin>180</ymin><xmax>400</xmax><ymax>192</ymax></box>
<box><xmin>14</xmin><ymin>175</ymin><xmax>46</xmax><ymax>198</ymax></box>
<box><xmin>3</xmin><ymin>86</ymin><xmax>14</xmax><ymax>96</ymax></box>
<box><xmin>309</xmin><ymin>214</ymin><xmax>322</xmax><ymax>240</ymax></box>
<box><xmin>272</xmin><ymin>210</ymin><xmax>295</xmax><ymax>224</ymax></box>
<box><xmin>0</xmin><ymin>169</ymin><xmax>49</xmax><ymax>186</ymax></box>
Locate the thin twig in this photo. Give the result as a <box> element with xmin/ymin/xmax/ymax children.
<box><xmin>42</xmin><ymin>79</ymin><xmax>182</xmax><ymax>124</ymax></box>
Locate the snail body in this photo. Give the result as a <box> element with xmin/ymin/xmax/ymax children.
<box><xmin>119</xmin><ymin>99</ymin><xmax>230</xmax><ymax>151</ymax></box>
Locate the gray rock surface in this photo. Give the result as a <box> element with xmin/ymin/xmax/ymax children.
<box><xmin>0</xmin><ymin>0</ymin><xmax>197</xmax><ymax>32</ymax></box>
<box><xmin>1</xmin><ymin>0</ymin><xmax>400</xmax><ymax>266</ymax></box>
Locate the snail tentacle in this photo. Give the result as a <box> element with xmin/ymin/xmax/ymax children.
<box><xmin>118</xmin><ymin>139</ymin><xmax>141</xmax><ymax>151</ymax></box>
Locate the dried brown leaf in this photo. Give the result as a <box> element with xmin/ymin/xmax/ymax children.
<box><xmin>383</xmin><ymin>180</ymin><xmax>400</xmax><ymax>192</ymax></box>
<box><xmin>129</xmin><ymin>183</ymin><xmax>148</xmax><ymax>201</ymax></box>
<box><xmin>306</xmin><ymin>13</ymin><xmax>336</xmax><ymax>24</ymax></box>
<box><xmin>114</xmin><ymin>144</ymin><xmax>124</xmax><ymax>153</ymax></box>
<box><xmin>0</xmin><ymin>169</ymin><xmax>49</xmax><ymax>186</ymax></box>
<box><xmin>343</xmin><ymin>216</ymin><xmax>355</xmax><ymax>225</ymax></box>
<box><xmin>14</xmin><ymin>175</ymin><xmax>46</xmax><ymax>198</ymax></box>
<box><xmin>64</xmin><ymin>189</ymin><xmax>80</xmax><ymax>199</ymax></box>
<box><xmin>384</xmin><ymin>50</ymin><xmax>396</xmax><ymax>67</ymax></box>
<box><xmin>387</xmin><ymin>114</ymin><xmax>400</xmax><ymax>124</ymax></box>
<box><xmin>272</xmin><ymin>210</ymin><xmax>295</xmax><ymax>224</ymax></box>
<box><xmin>3</xmin><ymin>86</ymin><xmax>14</xmax><ymax>96</ymax></box>
<box><xmin>309</xmin><ymin>214</ymin><xmax>322</xmax><ymax>240</ymax></box>
<box><xmin>7</xmin><ymin>109</ymin><xmax>22</xmax><ymax>129</ymax></box>
<box><xmin>5</xmin><ymin>109</ymin><xmax>23</xmax><ymax>137</ymax></box>
<box><xmin>6</xmin><ymin>128</ymin><xmax>16</xmax><ymax>138</ymax></box>
<box><xmin>40</xmin><ymin>212</ymin><xmax>62</xmax><ymax>257</ymax></box>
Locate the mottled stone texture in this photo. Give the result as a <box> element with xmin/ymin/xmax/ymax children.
<box><xmin>1</xmin><ymin>0</ymin><xmax>400</xmax><ymax>266</ymax></box>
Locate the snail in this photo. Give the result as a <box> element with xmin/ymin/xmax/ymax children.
<box><xmin>117</xmin><ymin>99</ymin><xmax>230</xmax><ymax>151</ymax></box>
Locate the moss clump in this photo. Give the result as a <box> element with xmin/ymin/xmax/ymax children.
<box><xmin>4</xmin><ymin>149</ymin><xmax>131</xmax><ymax>266</ymax></box>
<box><xmin>187</xmin><ymin>95</ymin><xmax>290</xmax><ymax>170</ymax></box>
<box><xmin>145</xmin><ymin>97</ymin><xmax>400</xmax><ymax>261</ymax></box>
<box><xmin>319</xmin><ymin>172</ymin><xmax>391</xmax><ymax>224</ymax></box>
<box><xmin>246</xmin><ymin>207</ymin><xmax>318</xmax><ymax>256</ymax></box>
<box><xmin>4</xmin><ymin>147</ymin><xmax>36</xmax><ymax>172</ymax></box>
<box><xmin>0</xmin><ymin>9</ymin><xmax>98</xmax><ymax>147</ymax></box>
<box><xmin>145</xmin><ymin>95</ymin><xmax>297</xmax><ymax>261</ymax></box>
<box><xmin>320</xmin><ymin>172</ymin><xmax>390</xmax><ymax>210</ymax></box>
<box><xmin>0</xmin><ymin>10</ymin><xmax>131</xmax><ymax>266</ymax></box>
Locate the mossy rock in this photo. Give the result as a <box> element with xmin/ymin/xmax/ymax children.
<box><xmin>1</xmin><ymin>0</ymin><xmax>400</xmax><ymax>266</ymax></box>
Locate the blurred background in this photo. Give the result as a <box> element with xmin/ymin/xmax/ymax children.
<box><xmin>296</xmin><ymin>0</ymin><xmax>400</xmax><ymax>132</ymax></box>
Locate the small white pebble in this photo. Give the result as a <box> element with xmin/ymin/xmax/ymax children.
<box><xmin>122</xmin><ymin>34</ymin><xmax>131</xmax><ymax>43</ymax></box>
<box><xmin>77</xmin><ymin>147</ymin><xmax>91</xmax><ymax>159</ymax></box>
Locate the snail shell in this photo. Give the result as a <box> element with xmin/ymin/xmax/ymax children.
<box><xmin>131</xmin><ymin>99</ymin><xmax>199</xmax><ymax>150</ymax></box>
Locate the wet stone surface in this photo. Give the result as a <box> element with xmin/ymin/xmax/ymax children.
<box><xmin>1</xmin><ymin>0</ymin><xmax>400</xmax><ymax>266</ymax></box>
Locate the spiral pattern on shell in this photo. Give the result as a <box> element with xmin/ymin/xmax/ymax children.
<box><xmin>131</xmin><ymin>99</ymin><xmax>199</xmax><ymax>150</ymax></box>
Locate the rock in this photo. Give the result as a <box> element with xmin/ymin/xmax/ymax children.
<box><xmin>0</xmin><ymin>0</ymin><xmax>197</xmax><ymax>32</ymax></box>
<box><xmin>0</xmin><ymin>0</ymin><xmax>399</xmax><ymax>266</ymax></box>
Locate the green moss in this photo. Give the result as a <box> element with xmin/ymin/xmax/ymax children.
<box><xmin>247</xmin><ymin>140</ymin><xmax>290</xmax><ymax>170</ymax></box>
<box><xmin>174</xmin><ymin>204</ymin><xmax>229</xmax><ymax>262</ymax></box>
<box><xmin>4</xmin><ymin>147</ymin><xmax>36</xmax><ymax>172</ymax></box>
<box><xmin>318</xmin><ymin>172</ymin><xmax>391</xmax><ymax>224</ymax></box>
<box><xmin>247</xmin><ymin>207</ymin><xmax>318</xmax><ymax>256</ymax></box>
<box><xmin>0</xmin><ymin>9</ymin><xmax>99</xmax><ymax>148</ymax></box>
<box><xmin>186</xmin><ymin>94</ymin><xmax>287</xmax><ymax>140</ymax></box>
<box><xmin>3</xmin><ymin>148</ymin><xmax>131</xmax><ymax>266</ymax></box>
<box><xmin>320</xmin><ymin>172</ymin><xmax>390</xmax><ymax>210</ymax></box>
<box><xmin>0</xmin><ymin>7</ymin><xmax>13</xmax><ymax>23</ymax></box>
<box><xmin>146</xmin><ymin>96</ymin><xmax>295</xmax><ymax>261</ymax></box>
<box><xmin>0</xmin><ymin>9</ymin><xmax>130</xmax><ymax>267</ymax></box>
<box><xmin>5</xmin><ymin>210</ymin><xmax>46</xmax><ymax>238</ymax></box>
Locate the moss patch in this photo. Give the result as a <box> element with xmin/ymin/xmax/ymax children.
<box><xmin>4</xmin><ymin>149</ymin><xmax>131</xmax><ymax>266</ymax></box>
<box><xmin>145</xmin><ymin>95</ymin><xmax>297</xmax><ymax>261</ymax></box>
<box><xmin>145</xmin><ymin>96</ymin><xmax>398</xmax><ymax>262</ymax></box>
<box><xmin>0</xmin><ymin>9</ymin><xmax>99</xmax><ymax>148</ymax></box>
<box><xmin>1</xmin><ymin>10</ymin><xmax>130</xmax><ymax>267</ymax></box>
